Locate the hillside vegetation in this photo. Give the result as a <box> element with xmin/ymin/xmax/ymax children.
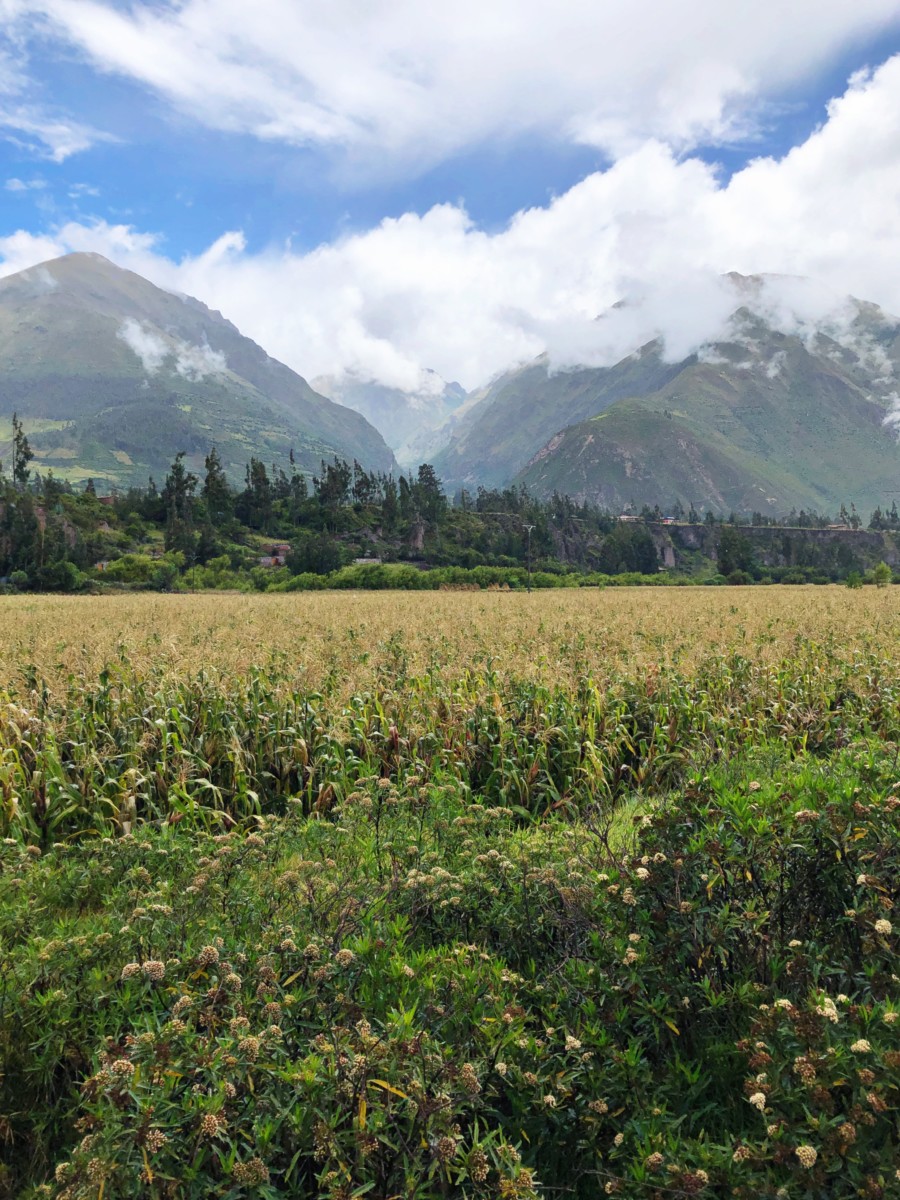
<box><xmin>4</xmin><ymin>430</ymin><xmax>900</xmax><ymax>594</ymax></box>
<box><xmin>0</xmin><ymin>254</ymin><xmax>393</xmax><ymax>487</ymax></box>
<box><xmin>433</xmin><ymin>285</ymin><xmax>900</xmax><ymax>515</ymax></box>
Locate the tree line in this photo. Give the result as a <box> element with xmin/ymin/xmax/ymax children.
<box><xmin>1</xmin><ymin>418</ymin><xmax>898</xmax><ymax>590</ymax></box>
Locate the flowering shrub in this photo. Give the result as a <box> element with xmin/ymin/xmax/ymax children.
<box><xmin>0</xmin><ymin>649</ymin><xmax>899</xmax><ymax>1197</ymax></box>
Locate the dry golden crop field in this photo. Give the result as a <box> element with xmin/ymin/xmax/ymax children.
<box><xmin>0</xmin><ymin>584</ymin><xmax>898</xmax><ymax>693</ymax></box>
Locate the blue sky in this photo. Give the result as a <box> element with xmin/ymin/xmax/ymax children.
<box><xmin>3</xmin><ymin>3</ymin><xmax>899</xmax><ymax>255</ymax></box>
<box><xmin>3</xmin><ymin>1</ymin><xmax>900</xmax><ymax>391</ymax></box>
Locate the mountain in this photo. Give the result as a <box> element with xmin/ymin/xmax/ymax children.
<box><xmin>433</xmin><ymin>279</ymin><xmax>900</xmax><ymax>515</ymax></box>
<box><xmin>312</xmin><ymin>370</ymin><xmax>466</xmax><ymax>466</ymax></box>
<box><xmin>0</xmin><ymin>253</ymin><xmax>395</xmax><ymax>487</ymax></box>
<box><xmin>431</xmin><ymin>347</ymin><xmax>685</xmax><ymax>491</ymax></box>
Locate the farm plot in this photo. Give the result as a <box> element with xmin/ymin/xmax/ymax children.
<box><xmin>0</xmin><ymin>589</ymin><xmax>898</xmax><ymax>1198</ymax></box>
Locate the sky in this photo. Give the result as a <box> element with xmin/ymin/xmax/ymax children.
<box><xmin>2</xmin><ymin>0</ymin><xmax>900</xmax><ymax>394</ymax></box>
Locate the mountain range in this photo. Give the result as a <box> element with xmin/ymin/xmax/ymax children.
<box><xmin>312</xmin><ymin>370</ymin><xmax>466</xmax><ymax>466</ymax></box>
<box><xmin>430</xmin><ymin>278</ymin><xmax>900</xmax><ymax>515</ymax></box>
<box><xmin>2</xmin><ymin>256</ymin><xmax>900</xmax><ymax>515</ymax></box>
<box><xmin>0</xmin><ymin>253</ymin><xmax>394</xmax><ymax>487</ymax></box>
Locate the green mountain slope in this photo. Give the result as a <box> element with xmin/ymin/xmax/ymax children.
<box><xmin>431</xmin><ymin>345</ymin><xmax>684</xmax><ymax>490</ymax></box>
<box><xmin>514</xmin><ymin>319</ymin><xmax>900</xmax><ymax>514</ymax></box>
<box><xmin>0</xmin><ymin>253</ymin><xmax>395</xmax><ymax>486</ymax></box>
<box><xmin>432</xmin><ymin>279</ymin><xmax>900</xmax><ymax>514</ymax></box>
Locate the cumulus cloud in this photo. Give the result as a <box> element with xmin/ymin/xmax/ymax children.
<box><xmin>3</xmin><ymin>55</ymin><xmax>900</xmax><ymax>395</ymax></box>
<box><xmin>0</xmin><ymin>221</ymin><xmax>161</xmax><ymax>277</ymax></box>
<box><xmin>14</xmin><ymin>0</ymin><xmax>900</xmax><ymax>172</ymax></box>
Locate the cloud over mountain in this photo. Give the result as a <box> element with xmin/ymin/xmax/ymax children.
<box><xmin>3</xmin><ymin>53</ymin><xmax>900</xmax><ymax>395</ymax></box>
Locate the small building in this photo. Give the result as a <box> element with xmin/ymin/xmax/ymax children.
<box><xmin>259</xmin><ymin>543</ymin><xmax>292</xmax><ymax>566</ymax></box>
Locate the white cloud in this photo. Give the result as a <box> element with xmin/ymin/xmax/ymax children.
<box><xmin>3</xmin><ymin>55</ymin><xmax>900</xmax><ymax>396</ymax></box>
<box><xmin>0</xmin><ymin>221</ymin><xmax>160</xmax><ymax>277</ymax></box>
<box><xmin>5</xmin><ymin>175</ymin><xmax>45</xmax><ymax>190</ymax></box>
<box><xmin>0</xmin><ymin>105</ymin><xmax>109</xmax><ymax>160</ymax></box>
<box><xmin>15</xmin><ymin>0</ymin><xmax>900</xmax><ymax>172</ymax></box>
<box><xmin>68</xmin><ymin>181</ymin><xmax>100</xmax><ymax>197</ymax></box>
<box><xmin>6</xmin><ymin>262</ymin><xmax>59</xmax><ymax>293</ymax></box>
<box><xmin>117</xmin><ymin>318</ymin><xmax>168</xmax><ymax>374</ymax></box>
<box><xmin>173</xmin><ymin>340</ymin><xmax>227</xmax><ymax>381</ymax></box>
<box><xmin>116</xmin><ymin>316</ymin><xmax>228</xmax><ymax>379</ymax></box>
<box><xmin>0</xmin><ymin>14</ymin><xmax>112</xmax><ymax>159</ymax></box>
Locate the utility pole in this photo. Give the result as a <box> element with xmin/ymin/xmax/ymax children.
<box><xmin>481</xmin><ymin>511</ymin><xmax>539</xmax><ymax>592</ymax></box>
<box><xmin>524</xmin><ymin>524</ymin><xmax>535</xmax><ymax>593</ymax></box>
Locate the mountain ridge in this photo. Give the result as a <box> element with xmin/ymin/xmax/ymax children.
<box><xmin>0</xmin><ymin>253</ymin><xmax>395</xmax><ymax>487</ymax></box>
<box><xmin>312</xmin><ymin>369</ymin><xmax>466</xmax><ymax>466</ymax></box>
<box><xmin>432</xmin><ymin>278</ymin><xmax>900</xmax><ymax>514</ymax></box>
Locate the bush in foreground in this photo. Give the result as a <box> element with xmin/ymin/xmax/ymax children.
<box><xmin>1</xmin><ymin>746</ymin><xmax>898</xmax><ymax>1198</ymax></box>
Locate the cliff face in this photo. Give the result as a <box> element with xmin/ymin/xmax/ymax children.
<box><xmin>648</xmin><ymin>523</ymin><xmax>900</xmax><ymax>573</ymax></box>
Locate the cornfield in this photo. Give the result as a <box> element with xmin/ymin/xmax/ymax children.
<box><xmin>1</xmin><ymin>587</ymin><xmax>899</xmax><ymax>1198</ymax></box>
<box><xmin>1</xmin><ymin>588</ymin><xmax>899</xmax><ymax>841</ymax></box>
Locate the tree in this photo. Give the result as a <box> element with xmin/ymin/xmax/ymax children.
<box><xmin>313</xmin><ymin>458</ymin><xmax>351</xmax><ymax>526</ymax></box>
<box><xmin>162</xmin><ymin>452</ymin><xmax>198</xmax><ymax>555</ymax></box>
<box><xmin>286</xmin><ymin>533</ymin><xmax>344</xmax><ymax>575</ymax></box>
<box><xmin>873</xmin><ymin>561</ymin><xmax>892</xmax><ymax>588</ymax></box>
<box><xmin>414</xmin><ymin>463</ymin><xmax>446</xmax><ymax>523</ymax></box>
<box><xmin>717</xmin><ymin>526</ymin><xmax>757</xmax><ymax>578</ymax></box>
<box><xmin>381</xmin><ymin>477</ymin><xmax>399</xmax><ymax>534</ymax></box>
<box><xmin>202</xmin><ymin>447</ymin><xmax>232</xmax><ymax>524</ymax></box>
<box><xmin>11</xmin><ymin>413</ymin><xmax>33</xmax><ymax>488</ymax></box>
<box><xmin>351</xmin><ymin>461</ymin><xmax>377</xmax><ymax>507</ymax></box>
<box><xmin>398</xmin><ymin>475</ymin><xmax>412</xmax><ymax>521</ymax></box>
<box><xmin>236</xmin><ymin>458</ymin><xmax>273</xmax><ymax>531</ymax></box>
<box><xmin>597</xmin><ymin>524</ymin><xmax>658</xmax><ymax>575</ymax></box>
<box><xmin>0</xmin><ymin>490</ymin><xmax>40</xmax><ymax>578</ymax></box>
<box><xmin>288</xmin><ymin>467</ymin><xmax>308</xmax><ymax>522</ymax></box>
<box><xmin>195</xmin><ymin>521</ymin><xmax>221</xmax><ymax>565</ymax></box>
